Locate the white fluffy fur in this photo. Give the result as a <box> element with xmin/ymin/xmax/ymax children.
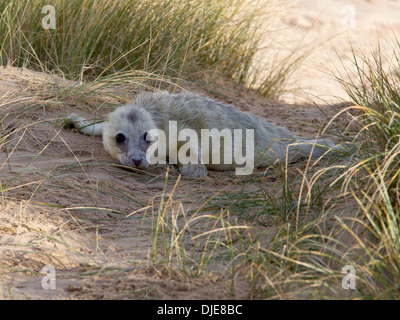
<box><xmin>67</xmin><ymin>91</ymin><xmax>339</xmax><ymax>177</ymax></box>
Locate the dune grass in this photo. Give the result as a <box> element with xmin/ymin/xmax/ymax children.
<box><xmin>0</xmin><ymin>0</ymin><xmax>295</xmax><ymax>99</ymax></box>
<box><xmin>333</xmin><ymin>39</ymin><xmax>400</xmax><ymax>298</ymax></box>
<box><xmin>239</xmin><ymin>36</ymin><xmax>400</xmax><ymax>299</ymax></box>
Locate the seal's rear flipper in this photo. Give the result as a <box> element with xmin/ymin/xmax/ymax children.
<box><xmin>298</xmin><ymin>138</ymin><xmax>342</xmax><ymax>159</ymax></box>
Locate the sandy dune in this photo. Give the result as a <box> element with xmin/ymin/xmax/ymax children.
<box><xmin>269</xmin><ymin>0</ymin><xmax>400</xmax><ymax>103</ymax></box>
<box><xmin>0</xmin><ymin>0</ymin><xmax>399</xmax><ymax>300</ymax></box>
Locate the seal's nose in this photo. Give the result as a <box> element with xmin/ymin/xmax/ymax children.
<box><xmin>132</xmin><ymin>157</ymin><xmax>143</xmax><ymax>167</ymax></box>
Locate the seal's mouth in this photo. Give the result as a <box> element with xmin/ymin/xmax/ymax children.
<box><xmin>133</xmin><ymin>163</ymin><xmax>149</xmax><ymax>170</ymax></box>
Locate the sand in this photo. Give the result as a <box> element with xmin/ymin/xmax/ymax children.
<box><xmin>268</xmin><ymin>0</ymin><xmax>400</xmax><ymax>103</ymax></box>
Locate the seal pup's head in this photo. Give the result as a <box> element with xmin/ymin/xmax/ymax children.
<box><xmin>103</xmin><ymin>104</ymin><xmax>156</xmax><ymax>169</ymax></box>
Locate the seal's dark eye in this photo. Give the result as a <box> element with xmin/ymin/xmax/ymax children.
<box><xmin>115</xmin><ymin>133</ymin><xmax>126</xmax><ymax>144</ymax></box>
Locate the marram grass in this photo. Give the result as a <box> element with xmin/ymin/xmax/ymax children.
<box><xmin>0</xmin><ymin>0</ymin><xmax>292</xmax><ymax>98</ymax></box>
